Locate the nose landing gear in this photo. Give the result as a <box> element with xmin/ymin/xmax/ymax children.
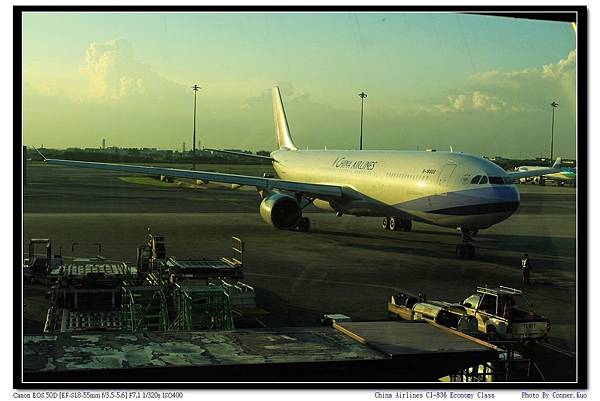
<box><xmin>456</xmin><ymin>243</ymin><xmax>475</xmax><ymax>259</ymax></box>
<box><xmin>456</xmin><ymin>228</ymin><xmax>478</xmax><ymax>259</ymax></box>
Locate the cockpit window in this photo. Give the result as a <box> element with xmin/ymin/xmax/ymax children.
<box><xmin>471</xmin><ymin>175</ymin><xmax>512</xmax><ymax>185</ymax></box>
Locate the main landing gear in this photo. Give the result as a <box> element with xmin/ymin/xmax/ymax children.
<box><xmin>297</xmin><ymin>217</ymin><xmax>310</xmax><ymax>232</ymax></box>
<box><xmin>295</xmin><ymin>197</ymin><xmax>315</xmax><ymax>232</ymax></box>
<box><xmin>382</xmin><ymin>216</ymin><xmax>412</xmax><ymax>232</ymax></box>
<box><xmin>456</xmin><ymin>228</ymin><xmax>478</xmax><ymax>259</ymax></box>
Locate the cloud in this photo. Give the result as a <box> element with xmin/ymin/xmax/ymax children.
<box><xmin>23</xmin><ymin>38</ymin><xmax>576</xmax><ymax>158</ymax></box>
<box><xmin>448</xmin><ymin>94</ymin><xmax>467</xmax><ymax>111</ymax></box>
<box><xmin>444</xmin><ymin>91</ymin><xmax>509</xmax><ymax>113</ymax></box>
<box><xmin>543</xmin><ymin>49</ymin><xmax>576</xmax><ymax>79</ymax></box>
<box><xmin>79</xmin><ymin>39</ymin><xmax>184</xmax><ymax>101</ymax></box>
<box><xmin>433</xmin><ymin>50</ymin><xmax>576</xmax><ymax>114</ymax></box>
<box><xmin>24</xmin><ymin>39</ymin><xmax>196</xmax><ymax>150</ymax></box>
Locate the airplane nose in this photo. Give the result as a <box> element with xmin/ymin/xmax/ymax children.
<box><xmin>507</xmin><ymin>185</ymin><xmax>520</xmax><ymax>210</ymax></box>
<box><xmin>494</xmin><ymin>185</ymin><xmax>520</xmax><ymax>215</ymax></box>
<box><xmin>509</xmin><ymin>185</ymin><xmax>520</xmax><ymax>210</ymax></box>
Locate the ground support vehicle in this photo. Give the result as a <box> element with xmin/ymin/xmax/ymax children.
<box><xmin>388</xmin><ymin>286</ymin><xmax>550</xmax><ymax>341</ymax></box>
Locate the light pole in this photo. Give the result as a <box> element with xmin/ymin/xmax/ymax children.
<box><xmin>550</xmin><ymin>101</ymin><xmax>559</xmax><ymax>162</ymax></box>
<box><xmin>192</xmin><ymin>84</ymin><xmax>201</xmax><ymax>170</ymax></box>
<box><xmin>358</xmin><ymin>91</ymin><xmax>367</xmax><ymax>150</ymax></box>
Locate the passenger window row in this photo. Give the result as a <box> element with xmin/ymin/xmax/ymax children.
<box><xmin>386</xmin><ymin>172</ymin><xmax>430</xmax><ymax>181</ymax></box>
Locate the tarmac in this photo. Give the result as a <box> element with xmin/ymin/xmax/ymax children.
<box><xmin>21</xmin><ymin>162</ymin><xmax>578</xmax><ymax>381</ymax></box>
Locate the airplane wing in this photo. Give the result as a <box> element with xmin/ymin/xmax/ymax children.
<box><xmin>507</xmin><ymin>157</ymin><xmax>562</xmax><ymax>180</ymax></box>
<box><xmin>43</xmin><ymin>158</ymin><xmax>358</xmax><ymax>201</ymax></box>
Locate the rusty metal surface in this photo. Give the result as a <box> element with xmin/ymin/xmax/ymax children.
<box><xmin>24</xmin><ymin>327</ymin><xmax>384</xmax><ymax>373</ymax></box>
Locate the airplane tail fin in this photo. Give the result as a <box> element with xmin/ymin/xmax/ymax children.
<box><xmin>552</xmin><ymin>157</ymin><xmax>562</xmax><ymax>169</ymax></box>
<box><xmin>272</xmin><ymin>87</ymin><xmax>297</xmax><ymax>150</ymax></box>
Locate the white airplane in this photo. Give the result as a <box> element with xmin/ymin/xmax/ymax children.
<box><xmin>37</xmin><ymin>87</ymin><xmax>562</xmax><ymax>259</ymax></box>
<box><xmin>515</xmin><ymin>165</ymin><xmax>576</xmax><ymax>186</ymax></box>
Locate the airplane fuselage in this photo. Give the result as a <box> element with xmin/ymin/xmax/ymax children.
<box><xmin>272</xmin><ymin>149</ymin><xmax>520</xmax><ymax>230</ymax></box>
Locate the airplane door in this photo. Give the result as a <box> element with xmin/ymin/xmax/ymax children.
<box><xmin>438</xmin><ymin>164</ymin><xmax>457</xmax><ymax>187</ymax></box>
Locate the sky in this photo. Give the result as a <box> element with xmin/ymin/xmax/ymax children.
<box><xmin>22</xmin><ymin>12</ymin><xmax>577</xmax><ymax>159</ymax></box>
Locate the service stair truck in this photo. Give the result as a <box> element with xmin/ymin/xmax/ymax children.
<box><xmin>388</xmin><ymin>286</ymin><xmax>550</xmax><ymax>341</ymax></box>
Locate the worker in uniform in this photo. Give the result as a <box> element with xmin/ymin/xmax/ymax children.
<box><xmin>521</xmin><ymin>254</ymin><xmax>532</xmax><ymax>285</ymax></box>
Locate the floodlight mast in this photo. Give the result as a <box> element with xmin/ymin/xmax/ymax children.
<box><xmin>192</xmin><ymin>84</ymin><xmax>201</xmax><ymax>170</ymax></box>
<box><xmin>358</xmin><ymin>91</ymin><xmax>368</xmax><ymax>150</ymax></box>
<box><xmin>550</xmin><ymin>101</ymin><xmax>559</xmax><ymax>162</ymax></box>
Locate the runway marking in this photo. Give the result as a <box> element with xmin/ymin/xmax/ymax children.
<box><xmin>539</xmin><ymin>342</ymin><xmax>576</xmax><ymax>358</ymax></box>
<box><xmin>245</xmin><ymin>272</ymin><xmax>399</xmax><ymax>291</ymax></box>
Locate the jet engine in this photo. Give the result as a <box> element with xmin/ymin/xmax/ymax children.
<box><xmin>259</xmin><ymin>192</ymin><xmax>302</xmax><ymax>230</ymax></box>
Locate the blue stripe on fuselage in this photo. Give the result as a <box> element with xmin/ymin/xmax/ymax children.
<box><xmin>394</xmin><ymin>185</ymin><xmax>520</xmax><ymax>214</ymax></box>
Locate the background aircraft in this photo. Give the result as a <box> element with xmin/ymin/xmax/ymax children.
<box><xmin>515</xmin><ymin>165</ymin><xmax>576</xmax><ymax>186</ymax></box>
